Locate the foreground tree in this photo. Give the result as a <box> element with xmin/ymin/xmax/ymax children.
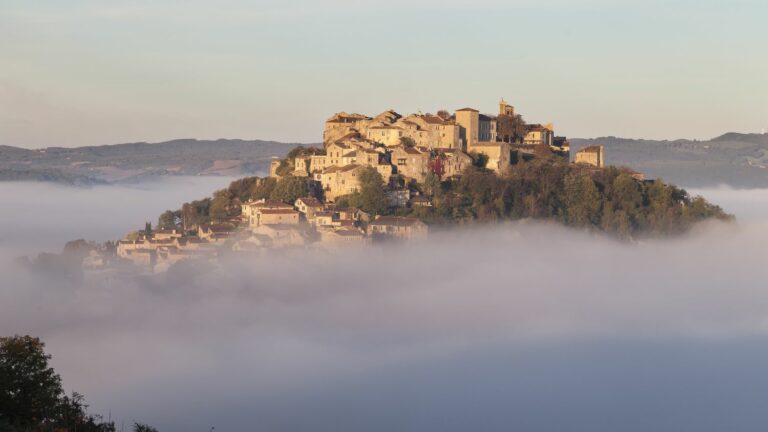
<box><xmin>0</xmin><ymin>336</ymin><xmax>62</xmax><ymax>427</ymax></box>
<box><xmin>0</xmin><ymin>335</ymin><xmax>117</xmax><ymax>432</ymax></box>
<box><xmin>133</xmin><ymin>423</ymin><xmax>159</xmax><ymax>432</ymax></box>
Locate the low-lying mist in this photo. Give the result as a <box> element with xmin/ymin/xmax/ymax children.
<box><xmin>0</xmin><ymin>177</ymin><xmax>236</xmax><ymax>255</ymax></box>
<box><xmin>3</xmin><ymin>184</ymin><xmax>768</xmax><ymax>431</ymax></box>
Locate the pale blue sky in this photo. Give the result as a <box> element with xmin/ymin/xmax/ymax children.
<box><xmin>1</xmin><ymin>0</ymin><xmax>767</xmax><ymax>147</ymax></box>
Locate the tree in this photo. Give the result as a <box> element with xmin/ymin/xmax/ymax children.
<box><xmin>423</xmin><ymin>172</ymin><xmax>443</xmax><ymax>198</ymax></box>
<box><xmin>468</xmin><ymin>152</ymin><xmax>489</xmax><ymax>169</ymax></box>
<box><xmin>610</xmin><ymin>174</ymin><xmax>644</xmax><ymax>229</ymax></box>
<box><xmin>248</xmin><ymin>177</ymin><xmax>277</xmax><ymax>201</ymax></box>
<box><xmin>133</xmin><ymin>423</ymin><xmax>159</xmax><ymax>432</ymax></box>
<box><xmin>209</xmin><ymin>189</ymin><xmax>236</xmax><ymax>221</ymax></box>
<box><xmin>158</xmin><ymin>210</ymin><xmax>181</xmax><ymax>230</ymax></box>
<box><xmin>400</xmin><ymin>137</ymin><xmax>417</xmax><ymax>148</ymax></box>
<box><xmin>270</xmin><ymin>176</ymin><xmax>309</xmax><ymax>204</ymax></box>
<box><xmin>181</xmin><ymin>198</ymin><xmax>212</xmax><ymax>230</ymax></box>
<box><xmin>0</xmin><ymin>336</ymin><xmax>63</xmax><ymax>427</ymax></box>
<box><xmin>563</xmin><ymin>174</ymin><xmax>601</xmax><ymax>227</ymax></box>
<box><xmin>1</xmin><ymin>336</ymin><xmax>118</xmax><ymax>432</ymax></box>
<box><xmin>348</xmin><ymin>167</ymin><xmax>388</xmax><ymax>215</ymax></box>
<box><xmin>144</xmin><ymin>222</ymin><xmax>152</xmax><ymax>238</ymax></box>
<box><xmin>496</xmin><ymin>113</ymin><xmax>527</xmax><ymax>143</ymax></box>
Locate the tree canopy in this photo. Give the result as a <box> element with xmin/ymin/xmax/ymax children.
<box><xmin>0</xmin><ymin>335</ymin><xmax>119</xmax><ymax>432</ymax></box>
<box><xmin>347</xmin><ymin>167</ymin><xmax>388</xmax><ymax>215</ymax></box>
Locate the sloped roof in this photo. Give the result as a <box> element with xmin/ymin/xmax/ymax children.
<box><xmin>370</xmin><ymin>216</ymin><xmax>425</xmax><ymax>227</ymax></box>
<box><xmin>296</xmin><ymin>197</ymin><xmax>323</xmax><ymax>207</ymax></box>
<box><xmin>258</xmin><ymin>208</ymin><xmax>298</xmax><ymax>215</ymax></box>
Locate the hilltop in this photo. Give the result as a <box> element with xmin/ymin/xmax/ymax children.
<box><xmin>25</xmin><ymin>101</ymin><xmax>733</xmax><ymax>275</ymax></box>
<box><xmin>0</xmin><ymin>138</ymin><xmax>303</xmax><ymax>184</ymax></box>
<box><xmin>571</xmin><ymin>133</ymin><xmax>768</xmax><ymax>188</ymax></box>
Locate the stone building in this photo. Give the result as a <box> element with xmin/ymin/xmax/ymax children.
<box><xmin>314</xmin><ymin>164</ymin><xmax>365</xmax><ymax>201</ymax></box>
<box><xmin>391</xmin><ymin>146</ymin><xmax>430</xmax><ymax>183</ymax></box>
<box><xmin>468</xmin><ymin>141</ymin><xmax>511</xmax><ymax>174</ymax></box>
<box><xmin>241</xmin><ymin>199</ymin><xmax>294</xmax><ymax>225</ymax></box>
<box><xmin>440</xmin><ymin>149</ymin><xmax>473</xmax><ymax>178</ymax></box>
<box><xmin>455</xmin><ymin>107</ymin><xmax>479</xmax><ymax>149</ymax></box>
<box><xmin>574</xmin><ymin>145</ymin><xmax>605</xmax><ymax>168</ymax></box>
<box><xmin>524</xmin><ymin>124</ymin><xmax>555</xmax><ymax>147</ymax></box>
<box><xmin>295</xmin><ymin>197</ymin><xmax>324</xmax><ymax>219</ymax></box>
<box><xmin>368</xmin><ymin>216</ymin><xmax>428</xmax><ymax>240</ymax></box>
<box><xmin>251</xmin><ymin>208</ymin><xmax>300</xmax><ymax>228</ymax></box>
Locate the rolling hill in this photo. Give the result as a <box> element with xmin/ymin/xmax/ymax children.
<box><xmin>570</xmin><ymin>133</ymin><xmax>768</xmax><ymax>188</ymax></box>
<box><xmin>0</xmin><ymin>139</ymin><xmax>305</xmax><ymax>184</ymax></box>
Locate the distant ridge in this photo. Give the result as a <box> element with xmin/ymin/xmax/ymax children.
<box><xmin>0</xmin><ymin>138</ymin><xmax>317</xmax><ymax>185</ymax></box>
<box><xmin>571</xmin><ymin>132</ymin><xmax>768</xmax><ymax>188</ymax></box>
<box><xmin>711</xmin><ymin>132</ymin><xmax>768</xmax><ymax>144</ymax></box>
<box><xmin>3</xmin><ymin>133</ymin><xmax>766</xmax><ymax>188</ymax></box>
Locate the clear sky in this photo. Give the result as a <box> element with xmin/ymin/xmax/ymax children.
<box><xmin>1</xmin><ymin>0</ymin><xmax>767</xmax><ymax>148</ymax></box>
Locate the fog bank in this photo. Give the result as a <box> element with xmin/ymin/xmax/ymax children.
<box><xmin>0</xmin><ymin>177</ymin><xmax>235</xmax><ymax>255</ymax></box>
<box><xmin>3</xmin><ymin>185</ymin><xmax>768</xmax><ymax>431</ymax></box>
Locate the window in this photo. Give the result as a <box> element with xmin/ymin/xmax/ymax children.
<box><xmin>397</xmin><ymin>158</ymin><xmax>407</xmax><ymax>165</ymax></box>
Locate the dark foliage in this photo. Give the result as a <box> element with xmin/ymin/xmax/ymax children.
<box><xmin>0</xmin><ymin>336</ymin><xmax>116</xmax><ymax>432</ymax></box>
<box><xmin>397</xmin><ymin>158</ymin><xmax>731</xmax><ymax>239</ymax></box>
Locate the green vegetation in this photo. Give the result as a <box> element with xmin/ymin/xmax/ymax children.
<box><xmin>275</xmin><ymin>146</ymin><xmax>325</xmax><ymax>176</ymax></box>
<box><xmin>345</xmin><ymin>168</ymin><xmax>388</xmax><ymax>215</ymax></box>
<box><xmin>0</xmin><ymin>335</ymin><xmax>157</xmax><ymax>432</ymax></box>
<box><xmin>398</xmin><ymin>158</ymin><xmax>730</xmax><ymax>239</ymax></box>
<box><xmin>158</xmin><ymin>148</ymin><xmax>730</xmax><ymax>239</ymax></box>
<box><xmin>161</xmin><ymin>175</ymin><xmax>315</xmax><ymax>230</ymax></box>
<box><xmin>400</xmin><ymin>137</ymin><xmax>417</xmax><ymax>148</ymax></box>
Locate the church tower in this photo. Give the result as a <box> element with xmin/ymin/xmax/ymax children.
<box><xmin>499</xmin><ymin>98</ymin><xmax>515</xmax><ymax>117</ymax></box>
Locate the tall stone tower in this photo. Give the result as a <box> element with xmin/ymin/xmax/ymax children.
<box><xmin>499</xmin><ymin>99</ymin><xmax>515</xmax><ymax>117</ymax></box>
<box><xmin>455</xmin><ymin>107</ymin><xmax>479</xmax><ymax>150</ymax></box>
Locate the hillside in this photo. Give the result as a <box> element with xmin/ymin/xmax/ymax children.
<box><xmin>0</xmin><ymin>139</ymin><xmax>304</xmax><ymax>184</ymax></box>
<box><xmin>165</xmin><ymin>154</ymin><xmax>730</xmax><ymax>242</ymax></box>
<box><xmin>571</xmin><ymin>133</ymin><xmax>768</xmax><ymax>188</ymax></box>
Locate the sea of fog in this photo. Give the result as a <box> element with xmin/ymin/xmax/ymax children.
<box><xmin>2</xmin><ymin>180</ymin><xmax>768</xmax><ymax>432</ymax></box>
<box><xmin>0</xmin><ymin>177</ymin><xmax>237</xmax><ymax>255</ymax></box>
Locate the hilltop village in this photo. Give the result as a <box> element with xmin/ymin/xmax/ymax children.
<box><xmin>57</xmin><ymin>98</ymin><xmax>727</xmax><ymax>275</ymax></box>
<box><xmin>102</xmin><ymin>100</ymin><xmax>626</xmax><ymax>273</ymax></box>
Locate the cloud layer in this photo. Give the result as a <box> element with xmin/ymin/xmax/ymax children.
<box><xmin>3</xmin><ymin>184</ymin><xmax>768</xmax><ymax>431</ymax></box>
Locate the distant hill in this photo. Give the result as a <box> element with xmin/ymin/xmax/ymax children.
<box><xmin>570</xmin><ymin>133</ymin><xmax>768</xmax><ymax>188</ymax></box>
<box><xmin>0</xmin><ymin>139</ymin><xmax>308</xmax><ymax>184</ymax></box>
<box><xmin>4</xmin><ymin>134</ymin><xmax>766</xmax><ymax>188</ymax></box>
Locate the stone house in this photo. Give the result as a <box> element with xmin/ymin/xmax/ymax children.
<box><xmin>524</xmin><ymin>124</ymin><xmax>555</xmax><ymax>147</ymax></box>
<box><xmin>250</xmin><ymin>208</ymin><xmax>300</xmax><ymax>228</ymax></box>
<box><xmin>468</xmin><ymin>142</ymin><xmax>511</xmax><ymax>173</ymax></box>
<box><xmin>319</xmin><ymin>227</ymin><xmax>370</xmax><ymax>248</ymax></box>
<box><xmin>314</xmin><ymin>164</ymin><xmax>364</xmax><ymax>202</ymax></box>
<box><xmin>440</xmin><ymin>149</ymin><xmax>473</xmax><ymax>178</ymax></box>
<box><xmin>295</xmin><ymin>197</ymin><xmax>324</xmax><ymax>219</ymax></box>
<box><xmin>241</xmin><ymin>199</ymin><xmax>294</xmax><ymax>225</ymax></box>
<box><xmin>198</xmin><ymin>224</ymin><xmax>236</xmax><ymax>241</ymax></box>
<box><xmin>251</xmin><ymin>224</ymin><xmax>311</xmax><ymax>248</ymax></box>
<box><xmin>391</xmin><ymin>146</ymin><xmax>429</xmax><ymax>183</ymax></box>
<box><xmin>368</xmin><ymin>216</ymin><xmax>428</xmax><ymax>240</ymax></box>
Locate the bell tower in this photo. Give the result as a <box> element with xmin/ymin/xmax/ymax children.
<box><xmin>499</xmin><ymin>98</ymin><xmax>514</xmax><ymax>117</ymax></box>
